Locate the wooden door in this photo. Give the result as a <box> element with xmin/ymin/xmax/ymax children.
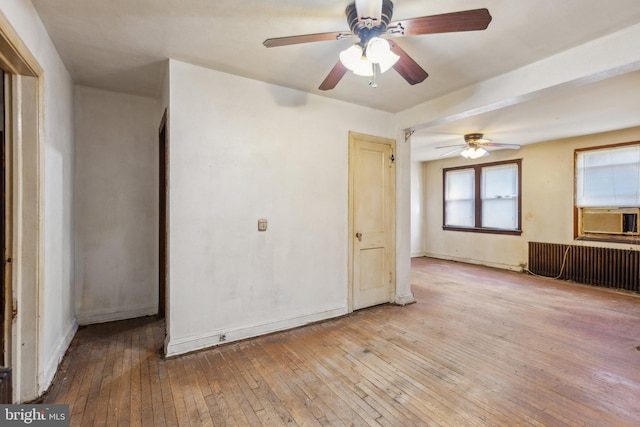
<box><xmin>349</xmin><ymin>132</ymin><xmax>396</xmax><ymax>311</ymax></box>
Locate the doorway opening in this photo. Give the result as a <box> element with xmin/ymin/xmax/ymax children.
<box><xmin>158</xmin><ymin>110</ymin><xmax>168</xmax><ymax>319</ymax></box>
<box><xmin>0</xmin><ymin>13</ymin><xmax>43</xmax><ymax>402</ymax></box>
<box><xmin>0</xmin><ymin>68</ymin><xmax>5</xmax><ymax>367</ymax></box>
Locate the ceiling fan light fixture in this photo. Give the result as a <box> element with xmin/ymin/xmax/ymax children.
<box><xmin>460</xmin><ymin>146</ymin><xmax>489</xmax><ymax>159</ymax></box>
<box><xmin>365</xmin><ymin>37</ymin><xmax>389</xmax><ymax>62</ymax></box>
<box><xmin>365</xmin><ymin>37</ymin><xmax>399</xmax><ymax>72</ymax></box>
<box><xmin>376</xmin><ymin>49</ymin><xmax>399</xmax><ymax>73</ymax></box>
<box><xmin>339</xmin><ymin>44</ymin><xmax>374</xmax><ymax>76</ymax></box>
<box><xmin>339</xmin><ymin>44</ymin><xmax>364</xmax><ymax>70</ymax></box>
<box><xmin>352</xmin><ymin>59</ymin><xmax>374</xmax><ymax>76</ymax></box>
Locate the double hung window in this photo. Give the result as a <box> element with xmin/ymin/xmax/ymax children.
<box><xmin>443</xmin><ymin>160</ymin><xmax>522</xmax><ymax>235</ymax></box>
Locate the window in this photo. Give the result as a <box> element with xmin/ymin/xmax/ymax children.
<box><xmin>575</xmin><ymin>142</ymin><xmax>640</xmax><ymax>243</ymax></box>
<box><xmin>443</xmin><ymin>159</ymin><xmax>522</xmax><ymax>235</ymax></box>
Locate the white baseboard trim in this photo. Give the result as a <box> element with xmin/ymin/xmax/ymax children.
<box><xmin>39</xmin><ymin>319</ymin><xmax>78</xmax><ymax>395</ymax></box>
<box><xmin>77</xmin><ymin>305</ymin><xmax>157</xmax><ymax>325</ymax></box>
<box><xmin>424</xmin><ymin>253</ymin><xmax>523</xmax><ymax>272</ymax></box>
<box><xmin>394</xmin><ymin>293</ymin><xmax>416</xmax><ymax>306</ymax></box>
<box><xmin>165</xmin><ymin>305</ymin><xmax>348</xmax><ymax>357</ymax></box>
<box><xmin>411</xmin><ymin>252</ymin><xmax>427</xmax><ymax>258</ymax></box>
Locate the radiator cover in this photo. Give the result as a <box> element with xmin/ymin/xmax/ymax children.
<box><xmin>528</xmin><ymin>242</ymin><xmax>640</xmax><ymax>292</ymax></box>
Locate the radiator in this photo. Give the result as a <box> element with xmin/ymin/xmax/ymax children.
<box><xmin>528</xmin><ymin>242</ymin><xmax>640</xmax><ymax>292</ymax></box>
<box><xmin>0</xmin><ymin>367</ymin><xmax>11</xmax><ymax>404</ymax></box>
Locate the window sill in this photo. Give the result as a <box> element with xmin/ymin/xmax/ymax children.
<box><xmin>576</xmin><ymin>234</ymin><xmax>640</xmax><ymax>245</ymax></box>
<box><xmin>443</xmin><ymin>226</ymin><xmax>523</xmax><ymax>236</ymax></box>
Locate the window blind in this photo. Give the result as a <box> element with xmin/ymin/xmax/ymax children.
<box><xmin>576</xmin><ymin>145</ymin><xmax>640</xmax><ymax>207</ymax></box>
<box><xmin>445</xmin><ymin>168</ymin><xmax>475</xmax><ymax>227</ymax></box>
<box><xmin>481</xmin><ymin>163</ymin><xmax>518</xmax><ymax>230</ymax></box>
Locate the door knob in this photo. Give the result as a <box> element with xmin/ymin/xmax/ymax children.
<box><xmin>355</xmin><ymin>232</ymin><xmax>362</xmax><ymax>241</ymax></box>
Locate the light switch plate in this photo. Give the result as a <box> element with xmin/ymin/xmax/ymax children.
<box><xmin>258</xmin><ymin>218</ymin><xmax>268</xmax><ymax>231</ymax></box>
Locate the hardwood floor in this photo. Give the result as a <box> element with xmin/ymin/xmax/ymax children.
<box><xmin>44</xmin><ymin>257</ymin><xmax>640</xmax><ymax>426</ymax></box>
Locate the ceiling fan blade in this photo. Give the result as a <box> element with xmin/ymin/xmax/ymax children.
<box><xmin>319</xmin><ymin>60</ymin><xmax>349</xmax><ymax>91</ymax></box>
<box><xmin>388</xmin><ymin>41</ymin><xmax>428</xmax><ymax>85</ymax></box>
<box><xmin>484</xmin><ymin>142</ymin><xmax>521</xmax><ymax>149</ymax></box>
<box><xmin>263</xmin><ymin>31</ymin><xmax>353</xmax><ymax>48</ymax></box>
<box><xmin>388</xmin><ymin>8</ymin><xmax>492</xmax><ymax>37</ymax></box>
<box><xmin>436</xmin><ymin>144</ymin><xmax>466</xmax><ymax>149</ymax></box>
<box><xmin>440</xmin><ymin>147</ymin><xmax>464</xmax><ymax>157</ymax></box>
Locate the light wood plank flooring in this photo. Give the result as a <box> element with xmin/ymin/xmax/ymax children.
<box><xmin>44</xmin><ymin>257</ymin><xmax>640</xmax><ymax>426</ymax></box>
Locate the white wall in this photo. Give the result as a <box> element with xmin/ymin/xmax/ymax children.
<box><xmin>410</xmin><ymin>160</ymin><xmax>424</xmax><ymax>257</ymax></box>
<box><xmin>0</xmin><ymin>0</ymin><xmax>76</xmax><ymax>400</ymax></box>
<box><xmin>394</xmin><ymin>130</ymin><xmax>415</xmax><ymax>306</ymax></box>
<box><xmin>419</xmin><ymin>126</ymin><xmax>640</xmax><ymax>271</ymax></box>
<box><xmin>166</xmin><ymin>59</ymin><xmax>397</xmax><ymax>355</ymax></box>
<box><xmin>74</xmin><ymin>86</ymin><xmax>159</xmax><ymax>324</ymax></box>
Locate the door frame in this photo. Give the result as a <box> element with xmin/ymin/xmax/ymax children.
<box><xmin>0</xmin><ymin>10</ymin><xmax>44</xmax><ymax>402</ymax></box>
<box><xmin>1</xmin><ymin>71</ymin><xmax>9</xmax><ymax>368</ymax></box>
<box><xmin>347</xmin><ymin>131</ymin><xmax>397</xmax><ymax>312</ymax></box>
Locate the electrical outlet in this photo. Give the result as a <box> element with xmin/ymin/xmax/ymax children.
<box><xmin>258</xmin><ymin>218</ymin><xmax>268</xmax><ymax>231</ymax></box>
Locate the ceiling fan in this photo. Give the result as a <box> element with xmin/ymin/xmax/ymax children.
<box><xmin>263</xmin><ymin>0</ymin><xmax>492</xmax><ymax>90</ymax></box>
<box><xmin>437</xmin><ymin>133</ymin><xmax>521</xmax><ymax>159</ymax></box>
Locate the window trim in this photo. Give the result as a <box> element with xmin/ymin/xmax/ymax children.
<box><xmin>443</xmin><ymin>159</ymin><xmax>522</xmax><ymax>235</ymax></box>
<box><xmin>574</xmin><ymin>140</ymin><xmax>640</xmax><ymax>244</ymax></box>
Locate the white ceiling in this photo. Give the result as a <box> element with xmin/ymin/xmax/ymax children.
<box><xmin>30</xmin><ymin>0</ymin><xmax>640</xmax><ymax>160</ymax></box>
<box><xmin>410</xmin><ymin>69</ymin><xmax>640</xmax><ymax>160</ymax></box>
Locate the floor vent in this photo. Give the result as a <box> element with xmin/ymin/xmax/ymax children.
<box><xmin>528</xmin><ymin>242</ymin><xmax>640</xmax><ymax>292</ymax></box>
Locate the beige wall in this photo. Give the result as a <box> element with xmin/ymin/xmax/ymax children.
<box><xmin>420</xmin><ymin>126</ymin><xmax>640</xmax><ymax>271</ymax></box>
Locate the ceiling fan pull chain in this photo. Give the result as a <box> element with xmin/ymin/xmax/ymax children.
<box><xmin>369</xmin><ymin>63</ymin><xmax>379</xmax><ymax>88</ymax></box>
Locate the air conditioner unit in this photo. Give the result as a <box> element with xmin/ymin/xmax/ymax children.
<box><xmin>581</xmin><ymin>207</ymin><xmax>639</xmax><ymax>235</ymax></box>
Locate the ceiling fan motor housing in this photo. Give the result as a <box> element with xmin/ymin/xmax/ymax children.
<box><xmin>464</xmin><ymin>133</ymin><xmax>486</xmax><ymax>143</ymax></box>
<box><xmin>346</xmin><ymin>0</ymin><xmax>394</xmax><ymax>44</ymax></box>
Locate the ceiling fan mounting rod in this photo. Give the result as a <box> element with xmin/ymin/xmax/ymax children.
<box><xmin>369</xmin><ymin>64</ymin><xmax>379</xmax><ymax>88</ymax></box>
<box><xmin>357</xmin><ymin>26</ymin><xmax>386</xmax><ymax>48</ymax></box>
